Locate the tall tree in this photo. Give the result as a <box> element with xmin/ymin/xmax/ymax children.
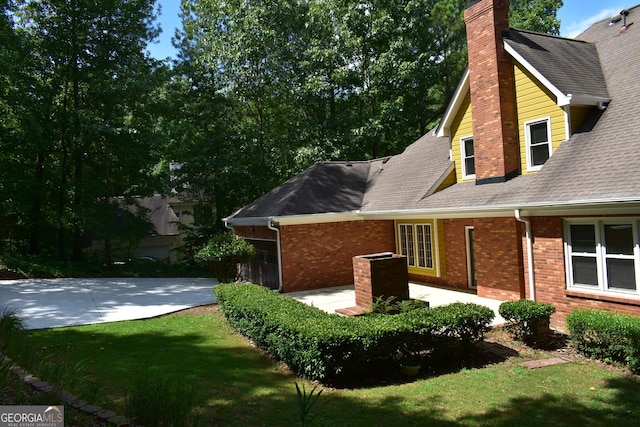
<box><xmin>10</xmin><ymin>0</ymin><xmax>165</xmax><ymax>261</ymax></box>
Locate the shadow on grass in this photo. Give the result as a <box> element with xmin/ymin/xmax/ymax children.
<box><xmin>6</xmin><ymin>311</ymin><xmax>640</xmax><ymax>427</ymax></box>
<box><xmin>326</xmin><ymin>340</ymin><xmax>519</xmax><ymax>389</ymax></box>
<box><xmin>316</xmin><ymin>375</ymin><xmax>640</xmax><ymax>427</ymax></box>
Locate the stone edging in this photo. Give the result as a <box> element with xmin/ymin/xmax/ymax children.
<box><xmin>3</xmin><ymin>355</ymin><xmax>128</xmax><ymax>426</ymax></box>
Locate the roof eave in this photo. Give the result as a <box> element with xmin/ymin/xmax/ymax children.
<box><xmin>360</xmin><ymin>198</ymin><xmax>640</xmax><ymax>219</ymax></box>
<box><xmin>225</xmin><ymin>211</ymin><xmax>365</xmax><ymax>227</ymax></box>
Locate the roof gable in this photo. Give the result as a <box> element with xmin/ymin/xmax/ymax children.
<box><xmin>504</xmin><ymin>29</ymin><xmax>609</xmax><ymax>106</ymax></box>
<box><xmin>229</xmin><ymin>162</ymin><xmax>371</xmax><ymax>220</ymax></box>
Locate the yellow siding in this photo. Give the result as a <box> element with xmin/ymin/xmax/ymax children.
<box><xmin>514</xmin><ymin>63</ymin><xmax>567</xmax><ymax>174</ymax></box>
<box><xmin>570</xmin><ymin>105</ymin><xmax>594</xmax><ymax>133</ymax></box>
<box><xmin>450</xmin><ymin>93</ymin><xmax>474</xmax><ymax>182</ymax></box>
<box><xmin>395</xmin><ymin>219</ymin><xmax>443</xmax><ymax>278</ymax></box>
<box><xmin>434</xmin><ymin>168</ymin><xmax>456</xmax><ymax>193</ymax></box>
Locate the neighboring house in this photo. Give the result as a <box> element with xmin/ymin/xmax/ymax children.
<box><xmin>225</xmin><ymin>0</ymin><xmax>640</xmax><ymax>329</ymax></box>
<box><xmin>89</xmin><ymin>195</ymin><xmax>213</xmax><ymax>264</ymax></box>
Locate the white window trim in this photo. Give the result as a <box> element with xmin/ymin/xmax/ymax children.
<box><xmin>525</xmin><ymin>117</ymin><xmax>552</xmax><ymax>172</ymax></box>
<box><xmin>564</xmin><ymin>218</ymin><xmax>640</xmax><ymax>298</ymax></box>
<box><xmin>460</xmin><ymin>135</ymin><xmax>475</xmax><ymax>180</ymax></box>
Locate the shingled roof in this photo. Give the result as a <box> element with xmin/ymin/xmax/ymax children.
<box><xmin>504</xmin><ymin>29</ymin><xmax>610</xmax><ymax>102</ymax></box>
<box><xmin>229</xmin><ymin>161</ymin><xmax>372</xmax><ymax>220</ymax></box>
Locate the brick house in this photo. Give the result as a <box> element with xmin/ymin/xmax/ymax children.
<box><xmin>225</xmin><ymin>0</ymin><xmax>640</xmax><ymax>329</ymax></box>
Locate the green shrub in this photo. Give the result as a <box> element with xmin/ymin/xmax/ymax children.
<box><xmin>567</xmin><ymin>309</ymin><xmax>640</xmax><ymax>373</ymax></box>
<box><xmin>214</xmin><ymin>283</ymin><xmax>494</xmax><ymax>382</ymax></box>
<box><xmin>499</xmin><ymin>299</ymin><xmax>555</xmax><ymax>340</ymax></box>
<box><xmin>0</xmin><ymin>307</ymin><xmax>25</xmax><ymax>352</ymax></box>
<box><xmin>195</xmin><ymin>233</ymin><xmax>255</xmax><ymax>282</ymax></box>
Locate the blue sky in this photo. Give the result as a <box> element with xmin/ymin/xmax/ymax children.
<box><xmin>147</xmin><ymin>1</ymin><xmax>635</xmax><ymax>60</ymax></box>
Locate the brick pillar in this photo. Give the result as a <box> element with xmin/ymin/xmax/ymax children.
<box><xmin>353</xmin><ymin>252</ymin><xmax>409</xmax><ymax>310</ymax></box>
<box><xmin>464</xmin><ymin>0</ymin><xmax>520</xmax><ymax>184</ymax></box>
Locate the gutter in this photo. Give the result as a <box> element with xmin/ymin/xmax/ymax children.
<box><xmin>515</xmin><ymin>209</ymin><xmax>536</xmax><ymax>301</ymax></box>
<box><xmin>267</xmin><ymin>217</ymin><xmax>284</xmax><ymax>292</ymax></box>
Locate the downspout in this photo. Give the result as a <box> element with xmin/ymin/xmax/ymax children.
<box><xmin>515</xmin><ymin>209</ymin><xmax>536</xmax><ymax>301</ymax></box>
<box><xmin>267</xmin><ymin>218</ymin><xmax>283</xmax><ymax>292</ymax></box>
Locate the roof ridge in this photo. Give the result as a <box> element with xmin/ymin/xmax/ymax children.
<box><xmin>508</xmin><ymin>28</ymin><xmax>590</xmax><ymax>44</ymax></box>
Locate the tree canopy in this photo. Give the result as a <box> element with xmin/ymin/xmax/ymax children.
<box><xmin>0</xmin><ymin>0</ymin><xmax>563</xmax><ymax>261</ymax></box>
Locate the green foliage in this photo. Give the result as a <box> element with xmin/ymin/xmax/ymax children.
<box><xmin>0</xmin><ymin>253</ymin><xmax>212</xmax><ymax>279</ymax></box>
<box><xmin>125</xmin><ymin>372</ymin><xmax>200</xmax><ymax>427</ymax></box>
<box><xmin>2</xmin><ymin>0</ymin><xmax>166</xmax><ymax>259</ymax></box>
<box><xmin>567</xmin><ymin>309</ymin><xmax>640</xmax><ymax>373</ymax></box>
<box><xmin>214</xmin><ymin>283</ymin><xmax>494</xmax><ymax>382</ymax></box>
<box><xmin>499</xmin><ymin>300</ymin><xmax>556</xmax><ymax>340</ymax></box>
<box><xmin>509</xmin><ymin>0</ymin><xmax>563</xmax><ymax>35</ymax></box>
<box><xmin>288</xmin><ymin>381</ymin><xmax>324</xmax><ymax>427</ymax></box>
<box><xmin>195</xmin><ymin>233</ymin><xmax>255</xmax><ymax>282</ymax></box>
<box><xmin>0</xmin><ymin>307</ymin><xmax>25</xmax><ymax>352</ymax></box>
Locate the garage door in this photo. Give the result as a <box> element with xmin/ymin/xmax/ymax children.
<box><xmin>245</xmin><ymin>239</ymin><xmax>279</xmax><ymax>290</ymax></box>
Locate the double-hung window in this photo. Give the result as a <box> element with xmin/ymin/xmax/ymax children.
<box><xmin>565</xmin><ymin>219</ymin><xmax>640</xmax><ymax>295</ymax></box>
<box><xmin>398</xmin><ymin>223</ymin><xmax>433</xmax><ymax>269</ymax></box>
<box><xmin>461</xmin><ymin>136</ymin><xmax>475</xmax><ymax>180</ymax></box>
<box><xmin>525</xmin><ymin>118</ymin><xmax>552</xmax><ymax>171</ymax></box>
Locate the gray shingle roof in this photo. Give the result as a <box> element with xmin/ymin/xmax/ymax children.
<box><xmin>230</xmin><ymin>161</ymin><xmax>371</xmax><ymax>219</ymax></box>
<box><xmin>504</xmin><ymin>29</ymin><xmax>609</xmax><ymax>100</ymax></box>
<box><xmin>361</xmin><ymin>132</ymin><xmax>452</xmax><ymax>211</ymax></box>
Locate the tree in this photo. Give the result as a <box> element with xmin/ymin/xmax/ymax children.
<box><xmin>195</xmin><ymin>233</ymin><xmax>255</xmax><ymax>282</ymax></box>
<box><xmin>509</xmin><ymin>0</ymin><xmax>563</xmax><ymax>35</ymax></box>
<box><xmin>8</xmin><ymin>0</ymin><xmax>166</xmax><ymax>262</ymax></box>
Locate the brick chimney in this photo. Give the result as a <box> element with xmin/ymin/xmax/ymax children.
<box><xmin>464</xmin><ymin>0</ymin><xmax>520</xmax><ymax>183</ymax></box>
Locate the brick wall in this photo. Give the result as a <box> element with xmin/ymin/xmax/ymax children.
<box><xmin>234</xmin><ymin>225</ymin><xmax>277</xmax><ymax>241</ymax></box>
<box><xmin>353</xmin><ymin>253</ymin><xmax>409</xmax><ymax>309</ymax></box>
<box><xmin>474</xmin><ymin>217</ymin><xmax>525</xmax><ymax>300</ymax></box>
<box><xmin>464</xmin><ymin>0</ymin><xmax>520</xmax><ymax>182</ymax></box>
<box><xmin>279</xmin><ymin>220</ymin><xmax>395</xmax><ymax>292</ymax></box>
<box><xmin>409</xmin><ymin>217</ymin><xmax>525</xmax><ymax>300</ymax></box>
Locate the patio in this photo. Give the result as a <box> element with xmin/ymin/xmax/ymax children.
<box><xmin>288</xmin><ymin>283</ymin><xmax>506</xmax><ymax>325</ymax></box>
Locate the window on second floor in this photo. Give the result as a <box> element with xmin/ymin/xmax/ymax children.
<box><xmin>461</xmin><ymin>136</ymin><xmax>475</xmax><ymax>180</ymax></box>
<box><xmin>526</xmin><ymin>118</ymin><xmax>552</xmax><ymax>171</ymax></box>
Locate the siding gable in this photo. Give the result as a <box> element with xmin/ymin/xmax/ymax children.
<box><xmin>514</xmin><ymin>62</ymin><xmax>566</xmax><ymax>174</ymax></box>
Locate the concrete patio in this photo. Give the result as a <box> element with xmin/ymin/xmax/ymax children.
<box><xmin>288</xmin><ymin>283</ymin><xmax>506</xmax><ymax>325</ymax></box>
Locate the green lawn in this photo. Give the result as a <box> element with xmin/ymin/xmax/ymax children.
<box><xmin>7</xmin><ymin>308</ymin><xmax>640</xmax><ymax>426</ymax></box>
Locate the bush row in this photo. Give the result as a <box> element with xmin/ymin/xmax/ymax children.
<box><xmin>567</xmin><ymin>309</ymin><xmax>640</xmax><ymax>373</ymax></box>
<box><xmin>213</xmin><ymin>283</ymin><xmax>494</xmax><ymax>382</ymax></box>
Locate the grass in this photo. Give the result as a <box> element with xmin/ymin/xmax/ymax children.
<box><xmin>5</xmin><ymin>307</ymin><xmax>640</xmax><ymax>426</ymax></box>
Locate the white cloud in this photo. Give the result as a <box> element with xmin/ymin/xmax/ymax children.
<box><xmin>564</xmin><ymin>7</ymin><xmax>624</xmax><ymax>38</ymax></box>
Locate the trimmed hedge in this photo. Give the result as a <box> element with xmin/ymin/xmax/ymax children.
<box><xmin>566</xmin><ymin>309</ymin><xmax>640</xmax><ymax>373</ymax></box>
<box><xmin>499</xmin><ymin>299</ymin><xmax>555</xmax><ymax>340</ymax></box>
<box><xmin>213</xmin><ymin>283</ymin><xmax>494</xmax><ymax>382</ymax></box>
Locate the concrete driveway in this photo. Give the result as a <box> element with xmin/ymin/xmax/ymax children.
<box><xmin>0</xmin><ymin>277</ymin><xmax>218</xmax><ymax>330</ymax></box>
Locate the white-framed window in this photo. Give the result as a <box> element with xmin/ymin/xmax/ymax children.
<box><xmin>525</xmin><ymin>117</ymin><xmax>552</xmax><ymax>171</ymax></box>
<box><xmin>398</xmin><ymin>223</ymin><xmax>433</xmax><ymax>269</ymax></box>
<box><xmin>565</xmin><ymin>219</ymin><xmax>640</xmax><ymax>296</ymax></box>
<box><xmin>460</xmin><ymin>136</ymin><xmax>475</xmax><ymax>180</ymax></box>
